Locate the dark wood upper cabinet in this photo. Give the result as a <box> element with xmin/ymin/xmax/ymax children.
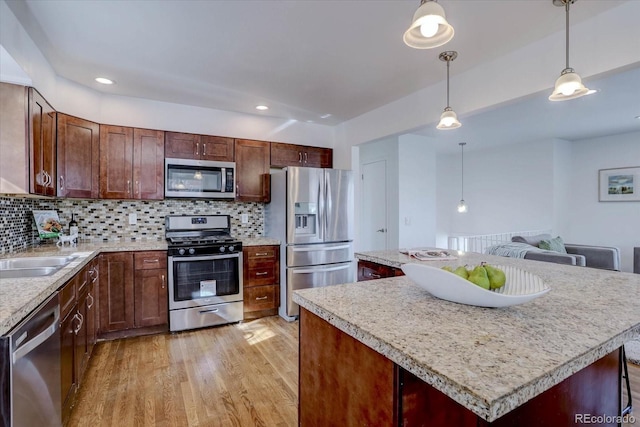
<box><xmin>164</xmin><ymin>132</ymin><xmax>201</xmax><ymax>159</ymax></box>
<box><xmin>99</xmin><ymin>125</ymin><xmax>134</xmax><ymax>199</ymax></box>
<box><xmin>133</xmin><ymin>128</ymin><xmax>165</xmax><ymax>200</ymax></box>
<box><xmin>200</xmin><ymin>135</ymin><xmax>234</xmax><ymax>161</ymax></box>
<box><xmin>270</xmin><ymin>142</ymin><xmax>332</xmax><ymax>168</ymax></box>
<box><xmin>100</xmin><ymin>125</ymin><xmax>164</xmax><ymax>199</ymax></box>
<box><xmin>235</xmin><ymin>139</ymin><xmax>270</xmax><ymax>202</ymax></box>
<box><xmin>165</xmin><ymin>131</ymin><xmax>234</xmax><ymax>162</ymax></box>
<box><xmin>57</xmin><ymin>114</ymin><xmax>100</xmax><ymax>198</ymax></box>
<box><xmin>28</xmin><ymin>87</ymin><xmax>56</xmax><ymax>196</ymax></box>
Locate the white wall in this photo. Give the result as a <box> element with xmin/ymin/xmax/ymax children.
<box><xmin>435</xmin><ymin>140</ymin><xmax>561</xmax><ymax>246</ymax></box>
<box><xmin>567</xmin><ymin>131</ymin><xmax>640</xmax><ymax>272</ymax></box>
<box><xmin>0</xmin><ymin>1</ymin><xmax>334</xmax><ymax>148</ymax></box>
<box><xmin>398</xmin><ymin>135</ymin><xmax>436</xmax><ymax>248</ymax></box>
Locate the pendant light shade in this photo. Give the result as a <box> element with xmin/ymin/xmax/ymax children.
<box><xmin>457</xmin><ymin>142</ymin><xmax>467</xmax><ymax>213</ymax></box>
<box><xmin>437</xmin><ymin>51</ymin><xmax>461</xmax><ymax>130</ymax></box>
<box><xmin>548</xmin><ymin>0</ymin><xmax>595</xmax><ymax>101</ymax></box>
<box><xmin>403</xmin><ymin>0</ymin><xmax>454</xmax><ymax>49</ymax></box>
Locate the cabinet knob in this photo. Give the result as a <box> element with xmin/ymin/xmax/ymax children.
<box><xmin>59</xmin><ymin>175</ymin><xmax>65</xmax><ymax>190</ymax></box>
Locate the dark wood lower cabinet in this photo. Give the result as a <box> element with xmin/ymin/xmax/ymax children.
<box><xmin>134</xmin><ymin>268</ymin><xmax>168</xmax><ymax>328</ymax></box>
<box><xmin>299</xmin><ymin>308</ymin><xmax>622</xmax><ymax>427</ymax></box>
<box><xmin>99</xmin><ymin>252</ymin><xmax>135</xmax><ymax>333</ymax></box>
<box><xmin>357</xmin><ymin>259</ymin><xmax>404</xmax><ymax>281</ymax></box>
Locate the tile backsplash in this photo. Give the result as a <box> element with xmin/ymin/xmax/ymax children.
<box><xmin>0</xmin><ymin>196</ymin><xmax>264</xmax><ymax>254</ymax></box>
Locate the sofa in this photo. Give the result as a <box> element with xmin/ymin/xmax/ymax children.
<box><xmin>485</xmin><ymin>234</ymin><xmax>620</xmax><ymax>271</ymax></box>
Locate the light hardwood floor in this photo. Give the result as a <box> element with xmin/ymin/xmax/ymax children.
<box><xmin>69</xmin><ymin>317</ymin><xmax>298</xmax><ymax>427</ymax></box>
<box><xmin>69</xmin><ymin>317</ymin><xmax>639</xmax><ymax>426</ymax></box>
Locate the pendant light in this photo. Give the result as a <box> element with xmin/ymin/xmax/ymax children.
<box><xmin>403</xmin><ymin>0</ymin><xmax>454</xmax><ymax>49</ymax></box>
<box><xmin>437</xmin><ymin>51</ymin><xmax>461</xmax><ymax>130</ymax></box>
<box><xmin>549</xmin><ymin>0</ymin><xmax>595</xmax><ymax>101</ymax></box>
<box><xmin>457</xmin><ymin>142</ymin><xmax>468</xmax><ymax>213</ymax></box>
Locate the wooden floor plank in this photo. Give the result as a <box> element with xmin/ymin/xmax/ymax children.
<box><xmin>68</xmin><ymin>317</ymin><xmax>639</xmax><ymax>426</ymax></box>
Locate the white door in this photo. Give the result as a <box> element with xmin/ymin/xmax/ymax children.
<box><xmin>360</xmin><ymin>160</ymin><xmax>387</xmax><ymax>251</ymax></box>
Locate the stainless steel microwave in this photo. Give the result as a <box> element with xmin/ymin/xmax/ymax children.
<box><xmin>165</xmin><ymin>158</ymin><xmax>236</xmax><ymax>199</ymax></box>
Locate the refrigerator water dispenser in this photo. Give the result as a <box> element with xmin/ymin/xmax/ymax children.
<box><xmin>294</xmin><ymin>202</ymin><xmax>317</xmax><ymax>236</ymax></box>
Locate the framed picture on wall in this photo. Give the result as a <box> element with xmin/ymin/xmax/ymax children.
<box><xmin>599</xmin><ymin>166</ymin><xmax>640</xmax><ymax>202</ymax></box>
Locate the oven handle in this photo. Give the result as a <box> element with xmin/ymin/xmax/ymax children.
<box><xmin>199</xmin><ymin>308</ymin><xmax>220</xmax><ymax>314</ymax></box>
<box><xmin>168</xmin><ymin>253</ymin><xmax>240</xmax><ymax>263</ymax></box>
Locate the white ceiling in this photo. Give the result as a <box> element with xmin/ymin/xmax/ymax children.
<box><xmin>5</xmin><ymin>0</ymin><xmax>630</xmax><ymax>127</ymax></box>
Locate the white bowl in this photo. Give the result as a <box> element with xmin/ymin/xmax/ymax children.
<box><xmin>401</xmin><ymin>263</ymin><xmax>549</xmax><ymax>308</ymax></box>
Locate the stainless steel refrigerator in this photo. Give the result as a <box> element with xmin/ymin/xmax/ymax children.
<box><xmin>265</xmin><ymin>167</ymin><xmax>354</xmax><ymax>320</ymax></box>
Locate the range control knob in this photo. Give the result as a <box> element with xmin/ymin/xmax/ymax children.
<box><xmin>178</xmin><ymin>248</ymin><xmax>186</xmax><ymax>255</ymax></box>
<box><xmin>188</xmin><ymin>248</ymin><xmax>196</xmax><ymax>255</ymax></box>
<box><xmin>219</xmin><ymin>246</ymin><xmax>226</xmax><ymax>253</ymax></box>
<box><xmin>228</xmin><ymin>245</ymin><xmax>235</xmax><ymax>252</ymax></box>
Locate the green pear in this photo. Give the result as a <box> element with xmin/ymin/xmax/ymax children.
<box><xmin>468</xmin><ymin>265</ymin><xmax>490</xmax><ymax>290</ymax></box>
<box><xmin>453</xmin><ymin>266</ymin><xmax>469</xmax><ymax>280</ymax></box>
<box><xmin>441</xmin><ymin>266</ymin><xmax>453</xmax><ymax>272</ymax></box>
<box><xmin>484</xmin><ymin>264</ymin><xmax>506</xmax><ymax>289</ymax></box>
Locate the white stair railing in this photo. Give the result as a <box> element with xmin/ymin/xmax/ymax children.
<box><xmin>447</xmin><ymin>229</ymin><xmax>552</xmax><ymax>254</ymax></box>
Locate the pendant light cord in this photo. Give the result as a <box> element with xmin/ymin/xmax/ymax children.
<box><xmin>565</xmin><ymin>0</ymin><xmax>570</xmax><ymax>69</ymax></box>
<box><xmin>446</xmin><ymin>58</ymin><xmax>451</xmax><ymax>108</ymax></box>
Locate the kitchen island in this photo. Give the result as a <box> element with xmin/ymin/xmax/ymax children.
<box><xmin>293</xmin><ymin>250</ymin><xmax>640</xmax><ymax>426</ymax></box>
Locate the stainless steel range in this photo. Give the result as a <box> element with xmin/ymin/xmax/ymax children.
<box><xmin>165</xmin><ymin>215</ymin><xmax>243</xmax><ymax>332</ymax></box>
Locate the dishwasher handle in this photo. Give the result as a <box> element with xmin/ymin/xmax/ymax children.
<box><xmin>12</xmin><ymin>305</ymin><xmax>60</xmax><ymax>364</ymax></box>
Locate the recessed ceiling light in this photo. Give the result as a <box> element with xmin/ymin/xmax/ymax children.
<box><xmin>95</xmin><ymin>77</ymin><xmax>114</xmax><ymax>85</ymax></box>
<box><xmin>256</xmin><ymin>105</ymin><xmax>269</xmax><ymax>111</ymax></box>
<box><xmin>320</xmin><ymin>114</ymin><xmax>332</xmax><ymax>119</ymax></box>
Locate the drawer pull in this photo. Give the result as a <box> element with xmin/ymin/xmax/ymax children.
<box><xmin>255</xmin><ymin>296</ymin><xmax>268</xmax><ymax>301</ymax></box>
<box><xmin>254</xmin><ymin>252</ymin><xmax>269</xmax><ymax>256</ymax></box>
<box><xmin>255</xmin><ymin>271</ymin><xmax>268</xmax><ymax>276</ymax></box>
<box><xmin>161</xmin><ymin>274</ymin><xmax>166</xmax><ymax>289</ymax></box>
<box><xmin>369</xmin><ymin>273</ymin><xmax>381</xmax><ymax>279</ymax></box>
<box><xmin>143</xmin><ymin>259</ymin><xmax>159</xmax><ymax>263</ymax></box>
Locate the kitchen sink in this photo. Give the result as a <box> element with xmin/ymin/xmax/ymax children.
<box><xmin>0</xmin><ymin>267</ymin><xmax>61</xmax><ymax>279</ymax></box>
<box><xmin>0</xmin><ymin>255</ymin><xmax>78</xmax><ymax>279</ymax></box>
<box><xmin>0</xmin><ymin>255</ymin><xmax>77</xmax><ymax>269</ymax></box>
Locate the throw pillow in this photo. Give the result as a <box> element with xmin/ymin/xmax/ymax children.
<box><xmin>539</xmin><ymin>236</ymin><xmax>567</xmax><ymax>254</ymax></box>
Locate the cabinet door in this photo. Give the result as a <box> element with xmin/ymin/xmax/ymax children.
<box><xmin>304</xmin><ymin>146</ymin><xmax>333</xmax><ymax>168</ymax></box>
<box><xmin>201</xmin><ymin>135</ymin><xmax>234</xmax><ymax>161</ymax></box>
<box><xmin>134</xmin><ymin>268</ymin><xmax>168</xmax><ymax>327</ymax></box>
<box><xmin>57</xmin><ymin>114</ymin><xmax>100</xmax><ymax>198</ymax></box>
<box><xmin>99</xmin><ymin>253</ymin><xmax>135</xmax><ymax>333</ymax></box>
<box><xmin>28</xmin><ymin>88</ymin><xmax>56</xmax><ymax>196</ymax></box>
<box><xmin>270</xmin><ymin>142</ymin><xmax>303</xmax><ymax>168</ymax></box>
<box><xmin>75</xmin><ymin>290</ymin><xmax>89</xmax><ymax>383</ymax></box>
<box><xmin>133</xmin><ymin>128</ymin><xmax>164</xmax><ymax>200</ymax></box>
<box><xmin>235</xmin><ymin>139</ymin><xmax>271</xmax><ymax>202</ymax></box>
<box><xmin>60</xmin><ymin>310</ymin><xmax>77</xmax><ymax>427</ymax></box>
<box><xmin>165</xmin><ymin>131</ymin><xmax>201</xmax><ymax>159</ymax></box>
<box><xmin>99</xmin><ymin>125</ymin><xmax>134</xmax><ymax>199</ymax></box>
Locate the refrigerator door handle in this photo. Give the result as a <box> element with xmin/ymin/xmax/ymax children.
<box><xmin>291</xmin><ymin>264</ymin><xmax>352</xmax><ymax>274</ymax></box>
<box><xmin>325</xmin><ymin>175</ymin><xmax>331</xmax><ymax>237</ymax></box>
<box><xmin>291</xmin><ymin>244</ymin><xmax>351</xmax><ymax>252</ymax></box>
<box><xmin>317</xmin><ymin>176</ymin><xmax>324</xmax><ymax>241</ymax></box>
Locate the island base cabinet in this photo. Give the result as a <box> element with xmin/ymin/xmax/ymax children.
<box><xmin>299</xmin><ymin>308</ymin><xmax>622</xmax><ymax>427</ymax></box>
<box><xmin>299</xmin><ymin>308</ymin><xmax>399</xmax><ymax>426</ymax></box>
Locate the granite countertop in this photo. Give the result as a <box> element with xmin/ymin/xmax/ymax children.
<box><xmin>0</xmin><ymin>237</ymin><xmax>280</xmax><ymax>336</ymax></box>
<box><xmin>294</xmin><ymin>250</ymin><xmax>640</xmax><ymax>422</ymax></box>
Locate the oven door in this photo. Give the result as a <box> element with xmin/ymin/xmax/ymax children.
<box><xmin>168</xmin><ymin>252</ymin><xmax>243</xmax><ymax>310</ymax></box>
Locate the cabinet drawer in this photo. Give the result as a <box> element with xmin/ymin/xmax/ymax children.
<box><xmin>245</xmin><ymin>246</ymin><xmax>278</xmax><ymax>262</ymax></box>
<box><xmin>246</xmin><ymin>267</ymin><xmax>277</xmax><ymax>286</ymax></box>
<box><xmin>244</xmin><ymin>285</ymin><xmax>279</xmax><ymax>312</ymax></box>
<box><xmin>59</xmin><ymin>276</ymin><xmax>77</xmax><ymax>319</ymax></box>
<box><xmin>357</xmin><ymin>260</ymin><xmax>404</xmax><ymax>282</ymax></box>
<box><xmin>134</xmin><ymin>251</ymin><xmax>168</xmax><ymax>270</ymax></box>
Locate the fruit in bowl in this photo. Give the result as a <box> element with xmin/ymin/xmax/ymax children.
<box><xmin>442</xmin><ymin>262</ymin><xmax>505</xmax><ymax>291</ymax></box>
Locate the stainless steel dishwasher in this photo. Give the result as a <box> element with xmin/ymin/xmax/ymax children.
<box><xmin>2</xmin><ymin>293</ymin><xmax>61</xmax><ymax>427</ymax></box>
